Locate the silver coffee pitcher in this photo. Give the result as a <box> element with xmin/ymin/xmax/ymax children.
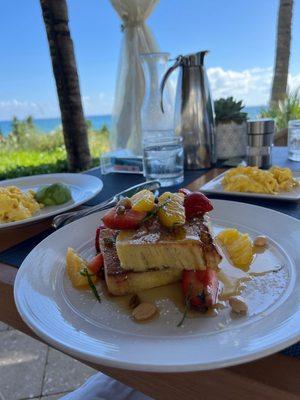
<box><xmin>161</xmin><ymin>51</ymin><xmax>216</xmax><ymax>169</ymax></box>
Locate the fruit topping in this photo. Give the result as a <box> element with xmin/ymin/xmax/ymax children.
<box><xmin>217</xmin><ymin>228</ymin><xmax>253</xmax><ymax>270</ymax></box>
<box><xmin>95</xmin><ymin>225</ymin><xmax>105</xmax><ymax>254</ymax></box>
<box><xmin>131</xmin><ymin>189</ymin><xmax>155</xmax><ymax>213</ymax></box>
<box><xmin>66</xmin><ymin>247</ymin><xmax>97</xmax><ymax>288</ymax></box>
<box><xmin>182</xmin><ymin>269</ymin><xmax>219</xmax><ymax>310</ymax></box>
<box><xmin>183</xmin><ymin>191</ymin><xmax>213</xmax><ymax>220</ymax></box>
<box><xmin>88</xmin><ymin>253</ymin><xmax>104</xmax><ymax>275</ymax></box>
<box><xmin>157</xmin><ymin>192</ymin><xmax>185</xmax><ymax>228</ymax></box>
<box><xmin>102</xmin><ymin>208</ymin><xmax>147</xmax><ymax>230</ymax></box>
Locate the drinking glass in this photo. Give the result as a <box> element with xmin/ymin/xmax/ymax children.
<box><xmin>143</xmin><ymin>135</ymin><xmax>184</xmax><ymax>187</ymax></box>
<box><xmin>288</xmin><ymin>120</ymin><xmax>300</xmax><ymax>161</ymax></box>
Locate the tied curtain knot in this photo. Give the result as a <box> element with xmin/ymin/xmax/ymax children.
<box><xmin>121</xmin><ymin>20</ymin><xmax>143</xmax><ymax>31</ymax></box>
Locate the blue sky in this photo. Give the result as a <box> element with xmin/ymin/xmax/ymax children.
<box><xmin>0</xmin><ymin>0</ymin><xmax>299</xmax><ymax>120</ymax></box>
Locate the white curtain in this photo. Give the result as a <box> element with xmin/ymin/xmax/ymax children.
<box><xmin>109</xmin><ymin>0</ymin><xmax>159</xmax><ymax>155</ymax></box>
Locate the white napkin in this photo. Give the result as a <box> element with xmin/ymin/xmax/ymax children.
<box><xmin>60</xmin><ymin>372</ymin><xmax>153</xmax><ymax>400</ymax></box>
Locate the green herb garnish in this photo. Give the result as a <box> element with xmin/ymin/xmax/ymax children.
<box><xmin>142</xmin><ymin>199</ymin><xmax>171</xmax><ymax>223</ymax></box>
<box><xmin>177</xmin><ymin>284</ymin><xmax>192</xmax><ymax>327</ymax></box>
<box><xmin>80</xmin><ymin>267</ymin><xmax>101</xmax><ymax>302</ymax></box>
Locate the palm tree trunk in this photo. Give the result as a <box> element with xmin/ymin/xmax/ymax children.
<box><xmin>40</xmin><ymin>0</ymin><xmax>91</xmax><ymax>171</ymax></box>
<box><xmin>270</xmin><ymin>0</ymin><xmax>293</xmax><ymax>107</ymax></box>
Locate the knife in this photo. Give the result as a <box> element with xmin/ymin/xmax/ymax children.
<box><xmin>52</xmin><ymin>180</ymin><xmax>161</xmax><ymax>229</ymax></box>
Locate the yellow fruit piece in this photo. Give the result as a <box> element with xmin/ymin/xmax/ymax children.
<box><xmin>217</xmin><ymin>228</ymin><xmax>253</xmax><ymax>270</ymax></box>
<box><xmin>66</xmin><ymin>247</ymin><xmax>98</xmax><ymax>288</ymax></box>
<box><xmin>131</xmin><ymin>189</ymin><xmax>155</xmax><ymax>212</ymax></box>
<box><xmin>157</xmin><ymin>192</ymin><xmax>185</xmax><ymax>228</ymax></box>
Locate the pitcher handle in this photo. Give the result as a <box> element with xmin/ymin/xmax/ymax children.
<box><xmin>160</xmin><ymin>55</ymin><xmax>183</xmax><ymax>113</ymax></box>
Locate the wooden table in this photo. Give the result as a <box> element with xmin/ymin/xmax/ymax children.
<box><xmin>1</xmin><ymin>167</ymin><xmax>300</xmax><ymax>400</ymax></box>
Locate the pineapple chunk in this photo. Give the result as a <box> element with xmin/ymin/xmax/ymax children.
<box><xmin>131</xmin><ymin>189</ymin><xmax>155</xmax><ymax>212</ymax></box>
<box><xmin>157</xmin><ymin>192</ymin><xmax>185</xmax><ymax>228</ymax></box>
<box><xmin>66</xmin><ymin>247</ymin><xmax>98</xmax><ymax>288</ymax></box>
<box><xmin>217</xmin><ymin>228</ymin><xmax>253</xmax><ymax>271</ymax></box>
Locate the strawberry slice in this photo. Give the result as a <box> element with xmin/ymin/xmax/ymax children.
<box><xmin>102</xmin><ymin>208</ymin><xmax>147</xmax><ymax>230</ymax></box>
<box><xmin>183</xmin><ymin>192</ymin><xmax>213</xmax><ymax>220</ymax></box>
<box><xmin>182</xmin><ymin>269</ymin><xmax>219</xmax><ymax>310</ymax></box>
<box><xmin>88</xmin><ymin>253</ymin><xmax>104</xmax><ymax>275</ymax></box>
<box><xmin>95</xmin><ymin>224</ymin><xmax>106</xmax><ymax>254</ymax></box>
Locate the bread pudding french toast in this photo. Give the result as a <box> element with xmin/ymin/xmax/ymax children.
<box><xmin>67</xmin><ymin>188</ymin><xmax>222</xmax><ymax>315</ymax></box>
<box><xmin>99</xmin><ymin>189</ymin><xmax>221</xmax><ymax>301</ymax></box>
<box><xmin>115</xmin><ymin>217</ymin><xmax>221</xmax><ymax>273</ymax></box>
<box><xmin>99</xmin><ymin>228</ymin><xmax>182</xmax><ymax>296</ymax></box>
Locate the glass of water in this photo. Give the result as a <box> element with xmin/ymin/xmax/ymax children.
<box><xmin>143</xmin><ymin>135</ymin><xmax>184</xmax><ymax>187</ymax></box>
<box><xmin>288</xmin><ymin>120</ymin><xmax>300</xmax><ymax>161</ymax></box>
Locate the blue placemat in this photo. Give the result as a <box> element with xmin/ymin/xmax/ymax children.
<box><xmin>0</xmin><ymin>169</ymin><xmax>205</xmax><ymax>267</ymax></box>
<box><xmin>1</xmin><ymin>147</ymin><xmax>299</xmax><ymax>358</ymax></box>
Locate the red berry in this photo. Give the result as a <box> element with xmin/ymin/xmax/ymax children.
<box><xmin>95</xmin><ymin>225</ymin><xmax>105</xmax><ymax>254</ymax></box>
<box><xmin>184</xmin><ymin>192</ymin><xmax>213</xmax><ymax>220</ymax></box>
<box><xmin>182</xmin><ymin>269</ymin><xmax>219</xmax><ymax>309</ymax></box>
<box><xmin>88</xmin><ymin>253</ymin><xmax>104</xmax><ymax>275</ymax></box>
<box><xmin>102</xmin><ymin>208</ymin><xmax>147</xmax><ymax>230</ymax></box>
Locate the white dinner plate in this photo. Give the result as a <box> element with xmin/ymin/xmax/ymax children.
<box><xmin>0</xmin><ymin>173</ymin><xmax>103</xmax><ymax>229</ymax></box>
<box><xmin>201</xmin><ymin>170</ymin><xmax>300</xmax><ymax>201</ymax></box>
<box><xmin>14</xmin><ymin>200</ymin><xmax>300</xmax><ymax>372</ymax></box>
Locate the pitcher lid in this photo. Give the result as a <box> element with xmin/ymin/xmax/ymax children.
<box><xmin>181</xmin><ymin>51</ymin><xmax>209</xmax><ymax>66</ymax></box>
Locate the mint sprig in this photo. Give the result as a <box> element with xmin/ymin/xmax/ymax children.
<box><xmin>80</xmin><ymin>267</ymin><xmax>101</xmax><ymax>302</ymax></box>
<box><xmin>177</xmin><ymin>284</ymin><xmax>192</xmax><ymax>327</ymax></box>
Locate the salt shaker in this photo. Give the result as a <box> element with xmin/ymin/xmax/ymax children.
<box><xmin>246</xmin><ymin>119</ymin><xmax>275</xmax><ymax>168</ymax></box>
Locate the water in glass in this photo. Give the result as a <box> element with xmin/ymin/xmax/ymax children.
<box><xmin>143</xmin><ymin>134</ymin><xmax>184</xmax><ymax>187</ymax></box>
<box><xmin>288</xmin><ymin>120</ymin><xmax>300</xmax><ymax>161</ymax></box>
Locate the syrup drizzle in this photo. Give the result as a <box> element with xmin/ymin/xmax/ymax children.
<box><xmin>99</xmin><ymin>227</ymin><xmax>282</xmax><ymax>321</ymax></box>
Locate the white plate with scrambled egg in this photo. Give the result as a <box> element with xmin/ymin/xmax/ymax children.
<box><xmin>201</xmin><ymin>166</ymin><xmax>300</xmax><ymax>201</ymax></box>
<box><xmin>0</xmin><ymin>173</ymin><xmax>103</xmax><ymax>229</ymax></box>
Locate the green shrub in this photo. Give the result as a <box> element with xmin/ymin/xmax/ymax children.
<box><xmin>0</xmin><ymin>116</ymin><xmax>110</xmax><ymax>180</ymax></box>
<box><xmin>260</xmin><ymin>89</ymin><xmax>300</xmax><ymax>130</ymax></box>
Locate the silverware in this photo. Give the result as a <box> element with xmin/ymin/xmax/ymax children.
<box><xmin>52</xmin><ymin>180</ymin><xmax>161</xmax><ymax>229</ymax></box>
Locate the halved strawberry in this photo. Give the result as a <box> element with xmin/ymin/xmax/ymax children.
<box><xmin>182</xmin><ymin>269</ymin><xmax>219</xmax><ymax>310</ymax></box>
<box><xmin>102</xmin><ymin>208</ymin><xmax>147</xmax><ymax>230</ymax></box>
<box><xmin>88</xmin><ymin>253</ymin><xmax>104</xmax><ymax>275</ymax></box>
<box><xmin>95</xmin><ymin>224</ymin><xmax>106</xmax><ymax>254</ymax></box>
<box><xmin>183</xmin><ymin>192</ymin><xmax>213</xmax><ymax>220</ymax></box>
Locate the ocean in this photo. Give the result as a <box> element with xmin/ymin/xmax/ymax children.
<box><xmin>0</xmin><ymin>106</ymin><xmax>263</xmax><ymax>137</ymax></box>
<box><xmin>0</xmin><ymin>114</ymin><xmax>112</xmax><ymax>137</ymax></box>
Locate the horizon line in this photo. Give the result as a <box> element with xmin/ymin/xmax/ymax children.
<box><xmin>0</xmin><ymin>106</ymin><xmax>266</xmax><ymax>124</ymax></box>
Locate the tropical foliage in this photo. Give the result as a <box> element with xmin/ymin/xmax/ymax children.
<box><xmin>260</xmin><ymin>89</ymin><xmax>300</xmax><ymax>130</ymax></box>
<box><xmin>0</xmin><ymin>117</ymin><xmax>109</xmax><ymax>180</ymax></box>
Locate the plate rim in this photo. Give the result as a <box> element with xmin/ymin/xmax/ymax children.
<box><xmin>0</xmin><ymin>172</ymin><xmax>103</xmax><ymax>229</ymax></box>
<box><xmin>14</xmin><ymin>199</ymin><xmax>300</xmax><ymax>372</ymax></box>
<box><xmin>201</xmin><ymin>170</ymin><xmax>300</xmax><ymax>201</ymax></box>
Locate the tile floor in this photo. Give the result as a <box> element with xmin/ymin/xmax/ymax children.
<box><xmin>0</xmin><ymin>322</ymin><xmax>96</xmax><ymax>400</ymax></box>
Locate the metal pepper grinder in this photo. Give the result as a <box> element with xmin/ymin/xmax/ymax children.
<box><xmin>161</xmin><ymin>51</ymin><xmax>216</xmax><ymax>169</ymax></box>
<box><xmin>247</xmin><ymin>119</ymin><xmax>275</xmax><ymax>168</ymax></box>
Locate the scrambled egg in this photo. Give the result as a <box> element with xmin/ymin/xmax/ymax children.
<box><xmin>0</xmin><ymin>186</ymin><xmax>42</xmax><ymax>223</ymax></box>
<box><xmin>222</xmin><ymin>166</ymin><xmax>298</xmax><ymax>194</ymax></box>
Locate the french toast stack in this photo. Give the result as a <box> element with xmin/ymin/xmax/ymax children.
<box><xmin>99</xmin><ymin>215</ymin><xmax>221</xmax><ymax>296</ymax></box>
